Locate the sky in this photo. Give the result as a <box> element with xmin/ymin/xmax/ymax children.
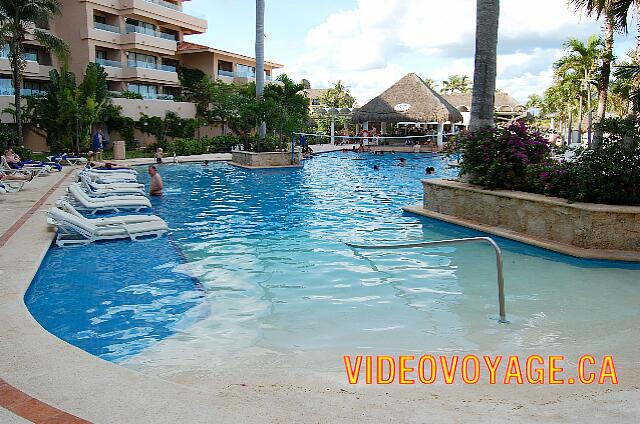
<box><xmin>183</xmin><ymin>0</ymin><xmax>638</xmax><ymax>104</ymax></box>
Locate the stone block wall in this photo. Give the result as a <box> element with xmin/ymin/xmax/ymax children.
<box><xmin>423</xmin><ymin>179</ymin><xmax>640</xmax><ymax>252</ymax></box>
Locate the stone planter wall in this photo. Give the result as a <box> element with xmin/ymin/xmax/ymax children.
<box><xmin>413</xmin><ymin>179</ymin><xmax>640</xmax><ymax>259</ymax></box>
<box><xmin>230</xmin><ymin>151</ymin><xmax>302</xmax><ymax>168</ymax></box>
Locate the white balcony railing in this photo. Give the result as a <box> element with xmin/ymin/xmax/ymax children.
<box><xmin>0</xmin><ymin>88</ymin><xmax>46</xmax><ymax>96</ymax></box>
<box><xmin>95</xmin><ymin>58</ymin><xmax>122</xmax><ymax>68</ymax></box>
<box><xmin>94</xmin><ymin>22</ymin><xmax>121</xmax><ymax>34</ymax></box>
<box><xmin>126</xmin><ymin>60</ymin><xmax>177</xmax><ymax>74</ymax></box>
<box><xmin>144</xmin><ymin>0</ymin><xmax>180</xmax><ymax>11</ymax></box>
<box><xmin>217</xmin><ymin>69</ymin><xmax>273</xmax><ymax>81</ymax></box>
<box><xmin>125</xmin><ymin>24</ymin><xmax>177</xmax><ymax>41</ymax></box>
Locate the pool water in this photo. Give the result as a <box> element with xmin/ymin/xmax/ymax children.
<box><xmin>26</xmin><ymin>152</ymin><xmax>640</xmax><ymax>377</ymax></box>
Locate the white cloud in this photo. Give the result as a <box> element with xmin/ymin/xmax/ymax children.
<box><xmin>276</xmin><ymin>0</ymin><xmax>609</xmax><ymax>104</ymax></box>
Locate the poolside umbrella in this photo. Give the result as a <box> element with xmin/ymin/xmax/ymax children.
<box><xmin>352</xmin><ymin>73</ymin><xmax>463</xmax><ymax>124</ymax></box>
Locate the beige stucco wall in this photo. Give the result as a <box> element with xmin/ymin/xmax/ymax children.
<box><xmin>110</xmin><ymin>97</ymin><xmax>196</xmax><ymax>119</ymax></box>
<box><xmin>422</xmin><ymin>179</ymin><xmax>640</xmax><ymax>253</ymax></box>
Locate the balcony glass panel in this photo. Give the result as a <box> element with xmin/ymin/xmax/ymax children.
<box><xmin>125</xmin><ymin>24</ymin><xmax>177</xmax><ymax>41</ymax></box>
<box><xmin>217</xmin><ymin>70</ymin><xmax>234</xmax><ymax>78</ymax></box>
<box><xmin>127</xmin><ymin>60</ymin><xmax>158</xmax><ymax>70</ymax></box>
<box><xmin>95</xmin><ymin>58</ymin><xmax>122</xmax><ymax>68</ymax></box>
<box><xmin>94</xmin><ymin>22</ymin><xmax>121</xmax><ymax>33</ymax></box>
<box><xmin>144</xmin><ymin>0</ymin><xmax>180</xmax><ymax>11</ymax></box>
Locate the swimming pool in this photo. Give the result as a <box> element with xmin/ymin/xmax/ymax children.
<box><xmin>26</xmin><ymin>152</ymin><xmax>640</xmax><ymax>381</ymax></box>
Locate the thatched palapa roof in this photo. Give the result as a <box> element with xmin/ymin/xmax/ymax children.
<box><xmin>352</xmin><ymin>73</ymin><xmax>463</xmax><ymax>124</ymax></box>
<box><xmin>442</xmin><ymin>92</ymin><xmax>525</xmax><ymax>113</ymax></box>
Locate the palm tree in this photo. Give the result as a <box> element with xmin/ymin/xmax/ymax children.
<box><xmin>423</xmin><ymin>78</ymin><xmax>437</xmax><ymax>90</ymax></box>
<box><xmin>440</xmin><ymin>75</ymin><xmax>472</xmax><ymax>94</ymax></box>
<box><xmin>0</xmin><ymin>0</ymin><xmax>69</xmax><ymax>145</ymax></box>
<box><xmin>255</xmin><ymin>0</ymin><xmax>266</xmax><ymax>147</ymax></box>
<box><xmin>572</xmin><ymin>0</ymin><xmax>640</xmax><ymax>115</ymax></box>
<box><xmin>319</xmin><ymin>80</ymin><xmax>356</xmax><ymax>108</ymax></box>
<box><xmin>469</xmin><ymin>0</ymin><xmax>500</xmax><ymax>131</ymax></box>
<box><xmin>554</xmin><ymin>36</ymin><xmax>604</xmax><ymax>141</ymax></box>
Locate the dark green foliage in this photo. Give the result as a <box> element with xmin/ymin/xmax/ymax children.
<box><xmin>0</xmin><ymin>124</ymin><xmax>18</xmax><ymax>150</ymax></box>
<box><xmin>149</xmin><ymin>135</ymin><xmax>241</xmax><ymax>156</ymax></box>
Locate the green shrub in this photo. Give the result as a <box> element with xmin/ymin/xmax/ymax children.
<box><xmin>0</xmin><ymin>125</ymin><xmax>18</xmax><ymax>151</ymax></box>
<box><xmin>567</xmin><ymin>138</ymin><xmax>640</xmax><ymax>205</ymax></box>
<box><xmin>115</xmin><ymin>91</ymin><xmax>144</xmax><ymax>100</ymax></box>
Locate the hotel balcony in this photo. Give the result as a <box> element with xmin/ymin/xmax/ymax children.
<box><xmin>121</xmin><ymin>24</ymin><xmax>177</xmax><ymax>55</ymax></box>
<box><xmin>121</xmin><ymin>60</ymin><xmax>179</xmax><ymax>84</ymax></box>
<box><xmin>119</xmin><ymin>0</ymin><xmax>207</xmax><ymax>34</ymax></box>
<box><xmin>217</xmin><ymin>69</ymin><xmax>274</xmax><ymax>84</ymax></box>
<box><xmin>0</xmin><ymin>56</ymin><xmax>53</xmax><ymax>79</ymax></box>
<box><xmin>90</xmin><ymin>22</ymin><xmax>177</xmax><ymax>55</ymax></box>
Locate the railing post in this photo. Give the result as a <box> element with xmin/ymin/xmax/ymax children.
<box><xmin>291</xmin><ymin>132</ymin><xmax>295</xmax><ymax>165</ymax></box>
<box><xmin>347</xmin><ymin>237</ymin><xmax>508</xmax><ymax>323</ymax></box>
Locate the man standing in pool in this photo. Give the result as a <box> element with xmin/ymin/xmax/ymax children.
<box><xmin>148</xmin><ymin>166</ymin><xmax>164</xmax><ymax>196</ymax></box>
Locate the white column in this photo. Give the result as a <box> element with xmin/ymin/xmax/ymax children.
<box><xmin>381</xmin><ymin>122</ymin><xmax>387</xmax><ymax>135</ymax></box>
<box><xmin>550</xmin><ymin>117</ymin><xmax>555</xmax><ymax>131</ymax></box>
<box><xmin>330</xmin><ymin>116</ymin><xmax>336</xmax><ymax>145</ymax></box>
<box><xmin>363</xmin><ymin>121</ymin><xmax>369</xmax><ymax>130</ymax></box>
<box><xmin>436</xmin><ymin>123</ymin><xmax>445</xmax><ymax>148</ymax></box>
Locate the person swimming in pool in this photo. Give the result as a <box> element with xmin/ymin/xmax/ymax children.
<box><xmin>425</xmin><ymin>166</ymin><xmax>436</xmax><ymax>174</ymax></box>
<box><xmin>148</xmin><ymin>166</ymin><xmax>163</xmax><ymax>196</ymax></box>
<box><xmin>373</xmin><ymin>165</ymin><xmax>380</xmax><ymax>170</ymax></box>
<box><xmin>399</xmin><ymin>158</ymin><xmax>407</xmax><ymax>166</ymax></box>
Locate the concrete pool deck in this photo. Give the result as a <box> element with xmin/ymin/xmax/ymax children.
<box><xmin>1</xmin><ymin>156</ymin><xmax>638</xmax><ymax>423</ymax></box>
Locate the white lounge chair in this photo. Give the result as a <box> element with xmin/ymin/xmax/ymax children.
<box><xmin>79</xmin><ymin>176</ymin><xmax>145</xmax><ymax>197</ymax></box>
<box><xmin>78</xmin><ymin>173</ymin><xmax>143</xmax><ymax>189</ymax></box>
<box><xmin>71</xmin><ymin>182</ymin><xmax>144</xmax><ymax>201</ymax></box>
<box><xmin>86</xmin><ymin>167</ymin><xmax>137</xmax><ymax>175</ymax></box>
<box><xmin>1</xmin><ymin>158</ymin><xmax>47</xmax><ymax>178</ymax></box>
<box><xmin>1</xmin><ymin>156</ymin><xmax>52</xmax><ymax>174</ymax></box>
<box><xmin>56</xmin><ymin>200</ymin><xmax>166</xmax><ymax>226</ymax></box>
<box><xmin>65</xmin><ymin>185</ymin><xmax>151</xmax><ymax>214</ymax></box>
<box><xmin>81</xmin><ymin>170</ymin><xmax>139</xmax><ymax>184</ymax></box>
<box><xmin>47</xmin><ymin>207</ymin><xmax>167</xmax><ymax>247</ymax></box>
<box><xmin>0</xmin><ymin>180</ymin><xmax>26</xmax><ymax>193</ymax></box>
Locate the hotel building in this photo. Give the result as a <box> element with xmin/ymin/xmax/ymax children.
<box><xmin>0</xmin><ymin>0</ymin><xmax>283</xmax><ymax>149</ymax></box>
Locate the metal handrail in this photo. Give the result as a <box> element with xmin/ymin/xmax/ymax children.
<box><xmin>346</xmin><ymin>237</ymin><xmax>508</xmax><ymax>323</ymax></box>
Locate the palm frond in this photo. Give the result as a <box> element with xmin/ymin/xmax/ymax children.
<box><xmin>33</xmin><ymin>29</ymin><xmax>69</xmax><ymax>63</ymax></box>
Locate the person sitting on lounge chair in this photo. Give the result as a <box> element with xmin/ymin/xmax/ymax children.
<box><xmin>86</xmin><ymin>152</ymin><xmax>132</xmax><ymax>170</ymax></box>
<box><xmin>1</xmin><ymin>172</ymin><xmax>34</xmax><ymax>182</ymax></box>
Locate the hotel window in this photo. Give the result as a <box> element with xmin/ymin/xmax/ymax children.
<box><xmin>23</xmin><ymin>80</ymin><xmax>47</xmax><ymax>95</ymax></box>
<box><xmin>127</xmin><ymin>19</ymin><xmax>156</xmax><ymax>36</ymax></box>
<box><xmin>94</xmin><ymin>15</ymin><xmax>106</xmax><ymax>24</ymax></box>
<box><xmin>127</xmin><ymin>52</ymin><xmax>157</xmax><ymax>69</ymax></box>
<box><xmin>236</xmin><ymin>64</ymin><xmax>256</xmax><ymax>78</ymax></box>
<box><xmin>0</xmin><ymin>78</ymin><xmax>12</xmax><ymax>95</ymax></box>
<box><xmin>96</xmin><ymin>50</ymin><xmax>107</xmax><ymax>60</ymax></box>
<box><xmin>128</xmin><ymin>83</ymin><xmax>158</xmax><ymax>99</ymax></box>
<box><xmin>0</xmin><ymin>44</ymin><xmax>9</xmax><ymax>58</ymax></box>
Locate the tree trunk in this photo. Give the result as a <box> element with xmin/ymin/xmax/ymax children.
<box><xmin>10</xmin><ymin>47</ymin><xmax>23</xmax><ymax>146</ymax></box>
<box><xmin>594</xmin><ymin>15</ymin><xmax>614</xmax><ymax>146</ymax></box>
<box><xmin>255</xmin><ymin>0</ymin><xmax>266</xmax><ymax>147</ymax></box>
<box><xmin>469</xmin><ymin>0</ymin><xmax>500</xmax><ymax>131</ymax></box>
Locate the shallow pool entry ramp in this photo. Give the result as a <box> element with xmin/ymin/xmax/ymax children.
<box><xmin>346</xmin><ymin>237</ymin><xmax>508</xmax><ymax>323</ymax></box>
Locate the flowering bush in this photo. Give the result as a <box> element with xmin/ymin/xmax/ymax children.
<box><xmin>452</xmin><ymin>118</ymin><xmax>640</xmax><ymax>206</ymax></box>
<box><xmin>456</xmin><ymin>122</ymin><xmax>551</xmax><ymax>190</ymax></box>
